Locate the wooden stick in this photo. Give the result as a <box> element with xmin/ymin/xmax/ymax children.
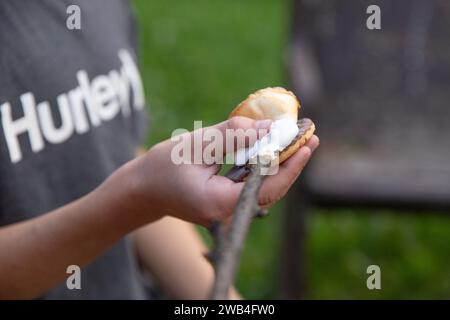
<box><xmin>210</xmin><ymin>162</ymin><xmax>265</xmax><ymax>300</ymax></box>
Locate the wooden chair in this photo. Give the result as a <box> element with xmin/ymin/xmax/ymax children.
<box><xmin>280</xmin><ymin>0</ymin><xmax>450</xmax><ymax>298</ymax></box>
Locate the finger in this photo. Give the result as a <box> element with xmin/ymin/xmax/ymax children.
<box><xmin>210</xmin><ymin>116</ymin><xmax>271</xmax><ymax>153</ymax></box>
<box><xmin>304</xmin><ymin>134</ymin><xmax>320</xmax><ymax>152</ymax></box>
<box><xmin>174</xmin><ymin>117</ymin><xmax>270</xmax><ymax>167</ymax></box>
<box><xmin>205</xmin><ymin>174</ymin><xmax>245</xmax><ymax>219</ymax></box>
<box><xmin>199</xmin><ymin>117</ymin><xmax>271</xmax><ymax>168</ymax></box>
<box><xmin>258</xmin><ymin>135</ymin><xmax>319</xmax><ymax>207</ymax></box>
<box><xmin>283</xmin><ymin>134</ymin><xmax>319</xmax><ymax>182</ymax></box>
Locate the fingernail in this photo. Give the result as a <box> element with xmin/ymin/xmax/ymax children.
<box><xmin>256</xmin><ymin>119</ymin><xmax>272</xmax><ymax>130</ymax></box>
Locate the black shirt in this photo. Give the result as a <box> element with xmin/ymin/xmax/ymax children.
<box><xmin>0</xmin><ymin>0</ymin><xmax>149</xmax><ymax>299</ymax></box>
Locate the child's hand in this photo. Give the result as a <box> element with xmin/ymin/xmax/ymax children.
<box><xmin>124</xmin><ymin>117</ymin><xmax>319</xmax><ymax>226</ymax></box>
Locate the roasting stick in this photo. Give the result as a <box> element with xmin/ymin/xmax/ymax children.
<box><xmin>209</xmin><ymin>160</ymin><xmax>266</xmax><ymax>300</ymax></box>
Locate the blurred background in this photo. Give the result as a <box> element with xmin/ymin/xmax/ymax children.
<box><xmin>132</xmin><ymin>0</ymin><xmax>450</xmax><ymax>299</ymax></box>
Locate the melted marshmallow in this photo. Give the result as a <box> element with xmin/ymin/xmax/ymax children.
<box><xmin>235</xmin><ymin>118</ymin><xmax>299</xmax><ymax>165</ymax></box>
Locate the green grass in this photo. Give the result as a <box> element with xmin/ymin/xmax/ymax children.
<box><xmin>307</xmin><ymin>209</ymin><xmax>450</xmax><ymax>299</ymax></box>
<box><xmin>132</xmin><ymin>0</ymin><xmax>450</xmax><ymax>299</ymax></box>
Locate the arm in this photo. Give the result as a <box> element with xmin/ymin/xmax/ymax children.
<box><xmin>0</xmin><ymin>164</ymin><xmax>160</xmax><ymax>299</ymax></box>
<box><xmin>132</xmin><ymin>217</ymin><xmax>241</xmax><ymax>300</ymax></box>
